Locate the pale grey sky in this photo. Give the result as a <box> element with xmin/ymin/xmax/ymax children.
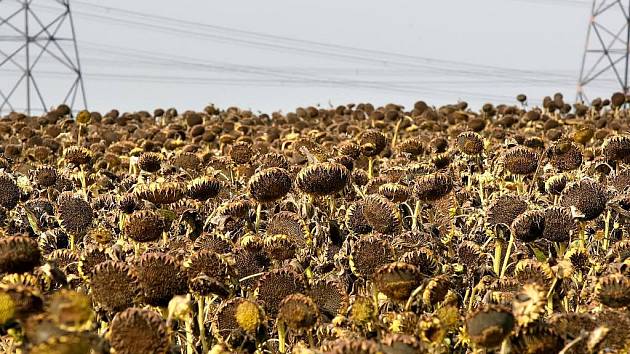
<box><xmin>1</xmin><ymin>0</ymin><xmax>623</xmax><ymax>114</ymax></box>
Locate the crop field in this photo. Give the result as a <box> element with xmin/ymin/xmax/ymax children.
<box><xmin>0</xmin><ymin>93</ymin><xmax>629</xmax><ymax>353</ymax></box>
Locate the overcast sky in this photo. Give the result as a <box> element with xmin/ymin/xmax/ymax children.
<box><xmin>1</xmin><ymin>0</ymin><xmax>625</xmax><ymax>114</ymax></box>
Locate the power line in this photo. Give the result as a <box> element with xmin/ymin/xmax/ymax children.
<box><xmin>61</xmin><ymin>1</ymin><xmax>574</xmax><ymax>82</ymax></box>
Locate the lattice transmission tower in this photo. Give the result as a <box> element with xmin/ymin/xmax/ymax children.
<box><xmin>0</xmin><ymin>0</ymin><xmax>86</xmax><ymax>115</ymax></box>
<box><xmin>577</xmin><ymin>0</ymin><xmax>630</xmax><ymax>103</ymax></box>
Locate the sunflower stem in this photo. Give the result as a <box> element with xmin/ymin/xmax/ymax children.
<box><xmin>185</xmin><ymin>314</ymin><xmax>194</xmax><ymax>354</ymax></box>
<box><xmin>197</xmin><ymin>296</ymin><xmax>208</xmax><ymax>354</ymax></box>
<box><xmin>467</xmin><ymin>285</ymin><xmax>477</xmax><ymax>312</ymax></box>
<box><xmin>307</xmin><ymin>330</ymin><xmax>315</xmax><ymax>348</ymax></box>
<box><xmin>499</xmin><ymin>231</ymin><xmax>514</xmax><ymax>278</ymax></box>
<box><xmin>255</xmin><ymin>203</ymin><xmax>262</xmax><ymax>233</ymax></box>
<box><xmin>411</xmin><ymin>200</ymin><xmax>422</xmax><ymax>230</ymax></box>
<box><xmin>391</xmin><ymin>118</ymin><xmax>403</xmax><ymax>148</ymax></box>
<box><xmin>499</xmin><ymin>338</ymin><xmax>510</xmax><ymax>354</ymax></box>
<box><xmin>493</xmin><ymin>238</ymin><xmax>503</xmax><ymax>276</ymax></box>
<box><xmin>603</xmin><ymin>209</ymin><xmax>611</xmax><ymax>251</ymax></box>
<box><xmin>278</xmin><ymin>321</ymin><xmax>287</xmax><ymax>353</ymax></box>
<box><xmin>368</xmin><ymin>157</ymin><xmax>374</xmax><ymax>179</ymax></box>
<box><xmin>578</xmin><ymin>222</ymin><xmax>586</xmax><ymax>250</ymax></box>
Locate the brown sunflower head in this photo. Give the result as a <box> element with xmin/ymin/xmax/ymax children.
<box><xmin>118</xmin><ymin>193</ymin><xmax>142</xmax><ymax>214</ymax></box>
<box><xmin>560</xmin><ymin>178</ymin><xmax>607</xmax><ymax>220</ymax></box>
<box><xmin>345</xmin><ymin>201</ymin><xmax>373</xmax><ymax>235</ymax></box>
<box><xmin>258</xmin><ymin>152</ymin><xmax>290</xmax><ymax>170</ymax></box>
<box><xmin>542</xmin><ymin>206</ymin><xmax>574</xmax><ymax>242</ymax></box>
<box><xmin>547</xmin><ymin>139</ymin><xmax>582</xmax><ymax>171</ymax></box>
<box><xmin>510</xmin><ymin>323</ymin><xmax>563</xmax><ymax>354</ymax></box>
<box><xmin>457</xmin><ymin>241</ymin><xmax>483</xmax><ymax>271</ymax></box>
<box><xmin>361</xmin><ymin>194</ymin><xmax>402</xmax><ymax>234</ymax></box>
<box><xmin>457</xmin><ymin>131</ymin><xmax>484</xmax><ymax>155</ymax></box>
<box><xmin>545</xmin><ymin>174</ymin><xmax>567</xmax><ymax>196</ymax></box>
<box><xmin>296</xmin><ymin>162</ymin><xmax>349</xmax><ymax>196</ymax></box>
<box><xmin>193</xmin><ymin>233</ymin><xmax>233</xmax><ymax>254</ymax></box>
<box><xmin>56</xmin><ymin>192</ymin><xmax>94</xmax><ymax>235</ymax></box>
<box><xmin>124</xmin><ymin>210</ymin><xmax>165</xmax><ymax>243</ymax></box>
<box><xmin>230</xmin><ymin>141</ymin><xmax>255</xmax><ymax>165</ymax></box>
<box><xmin>256</xmin><ymin>267</ymin><xmax>306</xmax><ymax>315</ymax></box>
<box><xmin>185</xmin><ymin>249</ymin><xmax>230</xmax><ymax>280</ymax></box>
<box><xmin>465</xmin><ymin>304</ymin><xmax>515</xmax><ymax>348</ymax></box>
<box><xmin>378</xmin><ymin>183</ymin><xmax>411</xmax><ymax>203</ymax></box>
<box><xmin>137</xmin><ymin>152</ymin><xmax>163</xmax><ymax>173</ymax></box>
<box><xmin>32</xmin><ymin>166</ymin><xmax>58</xmax><ymax>188</ymax></box>
<box><xmin>414</xmin><ymin>172</ymin><xmax>453</xmax><ymax>201</ymax></box>
<box><xmin>232</xmin><ymin>243</ymin><xmax>269</xmax><ymax>289</ymax></box>
<box><xmin>263</xmin><ymin>234</ymin><xmax>298</xmax><ymax>261</ymax></box>
<box><xmin>514</xmin><ymin>259</ymin><xmax>554</xmax><ymax>288</ymax></box>
<box><xmin>135</xmin><ymin>181</ymin><xmax>185</xmax><ymax>205</ymax></box>
<box><xmin>397</xmin><ymin>138</ymin><xmax>425</xmax><ymax>157</ymax></box>
<box><xmin>596</xmin><ymin>274</ymin><xmax>630</xmax><ymax>308</ymax></box>
<box><xmin>77</xmin><ymin>246</ymin><xmax>108</xmax><ymax>280</ymax></box>
<box><xmin>0</xmin><ymin>173</ymin><xmax>20</xmax><ymax>211</ymax></box>
<box><xmin>248</xmin><ymin>167</ymin><xmax>293</xmax><ymax>203</ymax></box>
<box><xmin>486</xmin><ymin>194</ymin><xmax>528</xmax><ymax>227</ymax></box>
<box><xmin>307</xmin><ymin>279</ymin><xmax>348</xmax><ymax>322</ymax></box>
<box><xmin>133</xmin><ymin>252</ymin><xmax>187</xmax><ymax>307</ymax></box>
<box><xmin>337</xmin><ymin>141</ymin><xmax>362</xmax><ymax>160</ymax></box>
<box><xmin>89</xmin><ymin>261</ymin><xmax>139</xmax><ymax>312</ymax></box>
<box><xmin>511</xmin><ymin>210</ymin><xmax>545</xmax><ymax>242</ymax></box>
<box><xmin>188</xmin><ymin>275</ymin><xmax>229</xmax><ymax>298</ymax></box>
<box><xmin>400</xmin><ymin>247</ymin><xmax>440</xmax><ymax>276</ymax></box>
<box><xmin>360</xmin><ymin>129</ymin><xmax>387</xmax><ymax>157</ymax></box>
<box><xmin>266</xmin><ymin>211</ymin><xmax>307</xmax><ymax>244</ymax></box>
<box><xmin>350</xmin><ymin>234</ymin><xmax>395</xmax><ymax>278</ymax></box>
<box><xmin>602</xmin><ymin>135</ymin><xmax>630</xmax><ymax>162</ymax></box>
<box><xmin>108</xmin><ymin>307</ymin><xmax>170</xmax><ymax>354</ymax></box>
<box><xmin>278</xmin><ymin>293</ymin><xmax>319</xmax><ymax>330</ymax></box>
<box><xmin>63</xmin><ymin>146</ymin><xmax>92</xmax><ymax>166</ymax></box>
<box><xmin>422</xmin><ymin>274</ymin><xmax>451</xmax><ymax>307</ymax></box>
<box><xmin>504</xmin><ymin>146</ymin><xmax>538</xmax><ymax>175</ymax></box>
<box><xmin>171</xmin><ymin>152</ymin><xmax>202</xmax><ymax>172</ymax></box>
<box><xmin>373</xmin><ymin>262</ymin><xmax>422</xmax><ymax>303</ymax></box>
<box><xmin>213</xmin><ymin>297</ymin><xmax>262</xmax><ymax>349</ymax></box>
<box><xmin>0</xmin><ymin>237</ymin><xmax>41</xmax><ymax>275</ymax></box>
<box><xmin>187</xmin><ymin>176</ymin><xmax>221</xmax><ymax>201</ymax></box>
<box><xmin>611</xmin><ymin>91</ymin><xmax>627</xmax><ymax>107</ymax></box>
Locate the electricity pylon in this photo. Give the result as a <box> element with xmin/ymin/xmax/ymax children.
<box><xmin>577</xmin><ymin>0</ymin><xmax>630</xmax><ymax>103</ymax></box>
<box><xmin>0</xmin><ymin>0</ymin><xmax>87</xmax><ymax>115</ymax></box>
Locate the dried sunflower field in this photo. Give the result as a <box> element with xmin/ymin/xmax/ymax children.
<box><xmin>0</xmin><ymin>92</ymin><xmax>630</xmax><ymax>353</ymax></box>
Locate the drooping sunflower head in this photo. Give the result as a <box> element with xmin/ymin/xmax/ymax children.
<box><xmin>457</xmin><ymin>131</ymin><xmax>484</xmax><ymax>156</ymax></box>
<box><xmin>465</xmin><ymin>304</ymin><xmax>515</xmax><ymax>349</ymax></box>
<box><xmin>108</xmin><ymin>307</ymin><xmax>170</xmax><ymax>354</ymax></box>
<box><xmin>560</xmin><ymin>178</ymin><xmax>607</xmax><ymax>221</ymax></box>
<box><xmin>373</xmin><ymin>262</ymin><xmax>422</xmax><ymax>303</ymax></box>
<box><xmin>296</xmin><ymin>162</ymin><xmax>349</xmax><ymax>196</ymax></box>
<box><xmin>278</xmin><ymin>293</ymin><xmax>319</xmax><ymax>331</ymax></box>
<box><xmin>56</xmin><ymin>192</ymin><xmax>94</xmax><ymax>235</ymax></box>
<box><xmin>248</xmin><ymin>167</ymin><xmax>293</xmax><ymax>203</ymax></box>
<box><xmin>503</xmin><ymin>146</ymin><xmax>538</xmax><ymax>175</ymax></box>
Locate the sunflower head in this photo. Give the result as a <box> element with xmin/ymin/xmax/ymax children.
<box><xmin>596</xmin><ymin>274</ymin><xmax>630</xmax><ymax>308</ymax></box>
<box><xmin>465</xmin><ymin>304</ymin><xmax>515</xmax><ymax>348</ymax></box>
<box><xmin>373</xmin><ymin>262</ymin><xmax>422</xmax><ymax>303</ymax></box>
<box><xmin>278</xmin><ymin>293</ymin><xmax>319</xmax><ymax>331</ymax></box>
<box><xmin>248</xmin><ymin>167</ymin><xmax>293</xmax><ymax>203</ymax></box>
